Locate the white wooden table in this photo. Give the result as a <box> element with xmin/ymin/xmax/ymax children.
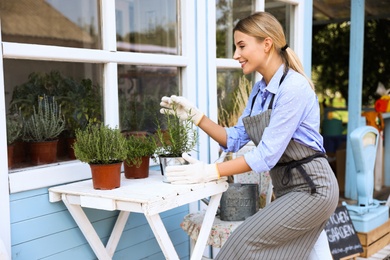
<box><xmin>48</xmin><ymin>170</ymin><xmax>228</xmax><ymax>260</ymax></box>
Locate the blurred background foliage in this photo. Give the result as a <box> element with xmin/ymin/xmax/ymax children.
<box><xmin>312</xmin><ymin>19</ymin><xmax>390</xmax><ymax>108</ymax></box>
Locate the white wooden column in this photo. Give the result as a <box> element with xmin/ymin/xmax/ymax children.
<box><xmin>345</xmin><ymin>0</ymin><xmax>365</xmax><ymax>200</ymax></box>
<box><xmin>205</xmin><ymin>0</ymin><xmax>219</xmax><ymax>164</ymax></box>
<box><xmin>0</xmin><ymin>19</ymin><xmax>12</xmax><ymax>259</ymax></box>
<box><xmin>101</xmin><ymin>0</ymin><xmax>119</xmax><ymax>127</ymax></box>
<box><xmin>193</xmin><ymin>0</ymin><xmax>219</xmax><ymax>165</ymax></box>
<box><xmin>299</xmin><ymin>0</ymin><xmax>313</xmax><ymax>77</ymax></box>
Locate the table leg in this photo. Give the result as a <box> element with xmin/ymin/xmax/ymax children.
<box><xmin>145</xmin><ymin>214</ymin><xmax>180</xmax><ymax>260</ymax></box>
<box><xmin>62</xmin><ymin>195</ymin><xmax>129</xmax><ymax>259</ymax></box>
<box><xmin>190</xmin><ymin>193</ymin><xmax>223</xmax><ymax>260</ymax></box>
<box><xmin>106</xmin><ymin>211</ymin><xmax>130</xmax><ymax>256</ymax></box>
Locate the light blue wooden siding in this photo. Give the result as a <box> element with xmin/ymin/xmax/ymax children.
<box><xmin>10</xmin><ymin>187</ymin><xmax>190</xmax><ymax>260</ymax></box>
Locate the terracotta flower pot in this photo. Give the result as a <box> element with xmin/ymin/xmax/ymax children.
<box><xmin>29</xmin><ymin>140</ymin><xmax>58</xmax><ymax>165</ymax></box>
<box><xmin>13</xmin><ymin>141</ymin><xmax>28</xmax><ymax>163</ymax></box>
<box><xmin>7</xmin><ymin>144</ymin><xmax>15</xmax><ymax>169</ymax></box>
<box><xmin>89</xmin><ymin>162</ymin><xmax>122</xmax><ymax>190</ymax></box>
<box><xmin>124</xmin><ymin>156</ymin><xmax>150</xmax><ymax>179</ymax></box>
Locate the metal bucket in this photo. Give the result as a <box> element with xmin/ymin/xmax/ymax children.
<box><xmin>220</xmin><ymin>183</ymin><xmax>259</xmax><ymax>221</ymax></box>
<box><xmin>159</xmin><ymin>156</ymin><xmax>189</xmax><ymax>182</ymax></box>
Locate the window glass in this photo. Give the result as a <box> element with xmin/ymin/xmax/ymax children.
<box><xmin>217</xmin><ymin>69</ymin><xmax>254</xmax><ymax>127</ymax></box>
<box><xmin>216</xmin><ymin>1</ymin><xmax>255</xmax><ymax>127</ymax></box>
<box><xmin>216</xmin><ymin>0</ymin><xmax>255</xmax><ymax>59</ymax></box>
<box><xmin>216</xmin><ymin>0</ymin><xmax>292</xmax><ymax>59</ymax></box>
<box><xmin>0</xmin><ymin>0</ymin><xmax>101</xmax><ymax>49</ymax></box>
<box><xmin>4</xmin><ymin>60</ymin><xmax>103</xmax><ymax>170</ymax></box>
<box><xmin>118</xmin><ymin>65</ymin><xmax>179</xmax><ymax>133</ymax></box>
<box><xmin>265</xmin><ymin>0</ymin><xmax>291</xmax><ymax>45</ymax></box>
<box><xmin>115</xmin><ymin>0</ymin><xmax>178</xmax><ymax>55</ymax></box>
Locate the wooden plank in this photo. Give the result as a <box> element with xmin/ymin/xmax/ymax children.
<box><xmin>360</xmin><ymin>232</ymin><xmax>390</xmax><ymax>258</ymax></box>
<box><xmin>145</xmin><ymin>214</ymin><xmax>180</xmax><ymax>260</ymax></box>
<box><xmin>106</xmin><ymin>211</ymin><xmax>130</xmax><ymax>257</ymax></box>
<box><xmin>11</xmin><ymin>202</ymin><xmax>119</xmax><ymax>241</ymax></box>
<box><xmin>10</xmin><ymin>187</ymin><xmax>47</xmax><ymax>201</ymax></box>
<box><xmin>357</xmin><ymin>219</ymin><xmax>390</xmax><ymax>246</ymax></box>
<box><xmin>144</xmin><ymin>182</ymin><xmax>228</xmax><ymax>216</ymax></box>
<box><xmin>62</xmin><ymin>196</ymin><xmax>112</xmax><ymax>260</ymax></box>
<box><xmin>339</xmin><ymin>253</ymin><xmax>360</xmax><ymax>260</ymax></box>
<box><xmin>10</xmin><ymin>189</ymin><xmax>66</xmax><ymax>223</ymax></box>
<box><xmin>11</xmin><ymin>227</ymin><xmax>96</xmax><ymax>259</ymax></box>
<box><xmin>80</xmin><ymin>196</ymin><xmax>116</xmax><ymax>211</ymax></box>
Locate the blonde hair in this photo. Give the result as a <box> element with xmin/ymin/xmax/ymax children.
<box><xmin>233</xmin><ymin>12</ymin><xmax>315</xmax><ymax>90</ymax></box>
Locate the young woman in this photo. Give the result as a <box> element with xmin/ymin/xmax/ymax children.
<box><xmin>161</xmin><ymin>12</ymin><xmax>339</xmax><ymax>260</ymax></box>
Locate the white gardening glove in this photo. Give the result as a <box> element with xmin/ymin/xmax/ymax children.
<box><xmin>165</xmin><ymin>153</ymin><xmax>220</xmax><ymax>184</ymax></box>
<box><xmin>160</xmin><ymin>95</ymin><xmax>204</xmax><ymax>126</ymax></box>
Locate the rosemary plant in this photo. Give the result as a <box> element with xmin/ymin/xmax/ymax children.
<box><xmin>73</xmin><ymin>123</ymin><xmax>127</xmax><ymax>165</ymax></box>
<box><xmin>155</xmin><ymin>102</ymin><xmax>198</xmax><ymax>157</ymax></box>
<box><xmin>125</xmin><ymin>134</ymin><xmax>157</xmax><ymax>167</ymax></box>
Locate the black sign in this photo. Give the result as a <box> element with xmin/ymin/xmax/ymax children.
<box><xmin>325</xmin><ymin>206</ymin><xmax>363</xmax><ymax>260</ymax></box>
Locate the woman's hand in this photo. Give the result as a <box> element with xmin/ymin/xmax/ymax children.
<box><xmin>165</xmin><ymin>153</ymin><xmax>220</xmax><ymax>184</ymax></box>
<box><xmin>160</xmin><ymin>95</ymin><xmax>204</xmax><ymax>125</ymax></box>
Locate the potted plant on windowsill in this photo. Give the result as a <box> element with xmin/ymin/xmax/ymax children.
<box><xmin>155</xmin><ymin>102</ymin><xmax>198</xmax><ymax>181</ymax></box>
<box><xmin>10</xmin><ymin>71</ymin><xmax>103</xmax><ymax>160</ymax></box>
<box><xmin>6</xmin><ymin>113</ymin><xmax>23</xmax><ymax>169</ymax></box>
<box><xmin>73</xmin><ymin>123</ymin><xmax>127</xmax><ymax>190</ymax></box>
<box><xmin>124</xmin><ymin>133</ymin><xmax>157</xmax><ymax>179</ymax></box>
<box><xmin>60</xmin><ymin>78</ymin><xmax>102</xmax><ymax>159</ymax></box>
<box><xmin>22</xmin><ymin>95</ymin><xmax>66</xmax><ymax>165</ymax></box>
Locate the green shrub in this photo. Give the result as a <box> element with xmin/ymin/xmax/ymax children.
<box><xmin>155</xmin><ymin>103</ymin><xmax>198</xmax><ymax>157</ymax></box>
<box><xmin>6</xmin><ymin>113</ymin><xmax>22</xmax><ymax>145</ymax></box>
<box><xmin>125</xmin><ymin>134</ymin><xmax>157</xmax><ymax>167</ymax></box>
<box><xmin>73</xmin><ymin>123</ymin><xmax>127</xmax><ymax>164</ymax></box>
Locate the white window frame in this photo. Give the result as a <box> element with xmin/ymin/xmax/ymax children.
<box><xmin>0</xmin><ymin>19</ymin><xmax>12</xmax><ymax>259</ymax></box>
<box><xmin>0</xmin><ymin>0</ymin><xmax>197</xmax><ymax>254</ymax></box>
<box><xmin>0</xmin><ymin>0</ymin><xmax>197</xmax><ymax>193</ymax></box>
<box><xmin>216</xmin><ymin>0</ymin><xmax>309</xmax><ymax>81</ymax></box>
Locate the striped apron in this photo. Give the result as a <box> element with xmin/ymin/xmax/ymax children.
<box><xmin>215</xmin><ymin>80</ymin><xmax>339</xmax><ymax>260</ymax></box>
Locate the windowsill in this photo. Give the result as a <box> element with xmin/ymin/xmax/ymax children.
<box><xmin>8</xmin><ymin>160</ymin><xmax>91</xmax><ymax>194</ymax></box>
<box><xmin>8</xmin><ymin>159</ymin><xmax>160</xmax><ymax>194</ymax></box>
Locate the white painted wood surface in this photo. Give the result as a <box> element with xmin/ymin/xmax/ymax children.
<box><xmin>49</xmin><ymin>170</ymin><xmax>228</xmax><ymax>260</ymax></box>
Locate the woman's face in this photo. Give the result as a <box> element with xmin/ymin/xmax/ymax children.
<box><xmin>233</xmin><ymin>31</ymin><xmax>266</xmax><ymax>75</ymax></box>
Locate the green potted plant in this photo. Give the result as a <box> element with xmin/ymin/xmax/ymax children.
<box><xmin>22</xmin><ymin>95</ymin><xmax>66</xmax><ymax>165</ymax></box>
<box><xmin>73</xmin><ymin>123</ymin><xmax>127</xmax><ymax>190</ymax></box>
<box><xmin>57</xmin><ymin>78</ymin><xmax>102</xmax><ymax>159</ymax></box>
<box><xmin>155</xmin><ymin>102</ymin><xmax>198</xmax><ymax>181</ymax></box>
<box><xmin>6</xmin><ymin>113</ymin><xmax>23</xmax><ymax>169</ymax></box>
<box><xmin>10</xmin><ymin>71</ymin><xmax>66</xmax><ymax>118</ymax></box>
<box><xmin>11</xmin><ymin>71</ymin><xmax>103</xmax><ymax>160</ymax></box>
<box><xmin>124</xmin><ymin>133</ymin><xmax>157</xmax><ymax>179</ymax></box>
